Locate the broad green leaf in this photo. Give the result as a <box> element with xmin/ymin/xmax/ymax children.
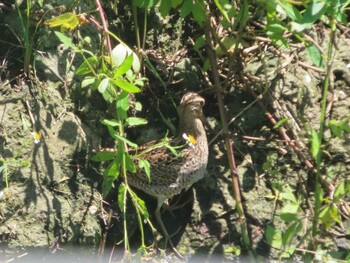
<box><xmin>279</xmin><ymin>188</ymin><xmax>297</xmax><ymax>202</ymax></box>
<box><xmin>101</xmin><ymin>119</ymin><xmax>120</xmax><ymax>127</ymax></box>
<box><xmin>159</xmin><ymin>0</ymin><xmax>172</xmax><ymax>16</ymax></box>
<box><xmin>98</xmin><ymin>78</ymin><xmax>109</xmax><ymax>93</ymax></box>
<box><xmin>102</xmin><ymin>175</ymin><xmax>115</xmax><ymax>197</ymax></box>
<box><xmin>138</xmin><ymin>159</ymin><xmax>151</xmax><ymax>182</ymax></box>
<box><xmin>125</xmin><ymin>117</ymin><xmax>148</xmax><ymax>127</ymax></box>
<box><xmin>310</xmin><ymin>130</ymin><xmax>321</xmax><ymax>160</ymax></box>
<box><xmin>104</xmin><ymin>160</ymin><xmax>120</xmax><ymax>179</ymax></box>
<box><xmin>282</xmin><ymin>221</ymin><xmax>301</xmax><ymax>246</ymax></box>
<box><xmin>277</xmin><ymin>0</ymin><xmax>302</xmax><ymax>21</ymax></box>
<box><xmin>307</xmin><ymin>45</ymin><xmax>323</xmax><ymax>68</ymax></box>
<box><xmin>91</xmin><ymin>151</ymin><xmax>116</xmax><ymax>162</ymax></box>
<box><xmin>301</xmin><ymin>1</ymin><xmax>327</xmax><ymax>24</ymax></box>
<box><xmin>114</xmin><ymin>54</ymin><xmax>133</xmax><ymax>78</ymax></box>
<box><xmin>111</xmin><ymin>44</ymin><xmax>128</xmax><ymax>67</ymax></box>
<box><xmin>46</xmin><ymin>13</ymin><xmax>80</xmax><ymax>32</ymax></box>
<box><xmin>81</xmin><ymin>76</ymin><xmax>96</xmax><ymax>88</ymax></box>
<box><xmin>125</xmin><ymin>152</ymin><xmax>136</xmax><ymax>173</ymax></box>
<box><xmin>280</xmin><ymin>213</ymin><xmax>298</xmax><ymax>222</ymax></box>
<box><xmin>266</xmin><ymin>225</ymin><xmax>282</xmax><ymax>249</ymax></box>
<box><xmin>192</xmin><ymin>1</ymin><xmax>206</xmax><ymax>25</ymax></box>
<box><xmin>54</xmin><ymin>31</ymin><xmax>75</xmax><ymax>48</ymax></box>
<box><xmin>116</xmin><ymin>91</ymin><xmax>129</xmax><ymax>121</ymax></box>
<box><xmin>118</xmin><ymin>183</ymin><xmax>126</xmax><ymax>212</ymax></box>
<box><xmin>180</xmin><ymin>0</ymin><xmax>193</xmax><ymax>18</ymax></box>
<box><xmin>333</xmin><ymin>181</ymin><xmax>345</xmax><ymax>201</ymax></box>
<box><xmin>132</xmin><ymin>53</ymin><xmax>141</xmax><ymax>74</ymax></box>
<box><xmin>76</xmin><ymin>57</ymin><xmax>98</xmax><ymax>76</ymax></box>
<box><xmin>113</xmin><ymin>79</ymin><xmax>141</xmax><ymax>93</ymax></box>
<box><xmin>135</xmin><ymin>101</ymin><xmax>142</xmax><ymax>111</ymax></box>
<box><xmin>281</xmin><ymin>202</ymin><xmax>299</xmax><ymax>214</ymax></box>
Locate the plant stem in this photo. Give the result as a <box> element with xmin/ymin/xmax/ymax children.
<box><xmin>312</xmin><ymin>15</ymin><xmax>336</xmax><ymax>238</ymax></box>
<box><xmin>204</xmin><ymin>19</ymin><xmax>253</xmax><ymax>258</ymax></box>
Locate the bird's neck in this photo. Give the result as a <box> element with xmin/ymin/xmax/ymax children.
<box><xmin>179</xmin><ymin>118</ymin><xmax>206</xmax><ymax>142</ymax></box>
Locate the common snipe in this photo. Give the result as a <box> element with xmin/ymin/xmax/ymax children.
<box><xmin>128</xmin><ymin>92</ymin><xmax>209</xmax><ymax>258</ymax></box>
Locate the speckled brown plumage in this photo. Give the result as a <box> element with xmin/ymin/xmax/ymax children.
<box><xmin>127</xmin><ymin>92</ymin><xmax>208</xmax><ymax>258</ymax></box>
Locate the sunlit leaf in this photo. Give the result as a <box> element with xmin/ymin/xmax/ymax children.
<box><xmin>111</xmin><ymin>44</ymin><xmax>128</xmax><ymax>67</ymax></box>
<box><xmin>310</xmin><ymin>130</ymin><xmax>321</xmax><ymax>160</ymax></box>
<box><xmin>266</xmin><ymin>225</ymin><xmax>282</xmax><ymax>249</ymax></box>
<box><xmin>273</xmin><ymin>118</ymin><xmax>288</xmax><ymax>129</ymax></box>
<box><xmin>81</xmin><ymin>76</ymin><xmax>96</xmax><ymax>88</ymax></box>
<box><xmin>91</xmin><ymin>151</ymin><xmax>115</xmax><ymax>162</ymax></box>
<box><xmin>46</xmin><ymin>13</ymin><xmax>80</xmax><ymax>32</ymax></box>
<box><xmin>98</xmin><ymin>78</ymin><xmax>109</xmax><ymax>93</ymax></box>
<box><xmin>116</xmin><ymin>91</ymin><xmax>129</xmax><ymax>121</ymax></box>
<box><xmin>101</xmin><ymin>119</ymin><xmax>120</xmax><ymax>127</ymax></box>
<box><xmin>114</xmin><ymin>54</ymin><xmax>133</xmax><ymax>78</ymax></box>
<box><xmin>125</xmin><ymin>117</ymin><xmax>148</xmax><ymax>127</ymax></box>
<box><xmin>113</xmin><ymin>79</ymin><xmax>141</xmax><ymax>93</ymax></box>
<box><xmin>281</xmin><ymin>203</ymin><xmax>299</xmax><ymax>214</ymax></box>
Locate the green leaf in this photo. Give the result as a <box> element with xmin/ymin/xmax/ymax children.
<box><xmin>319</xmin><ymin>204</ymin><xmax>341</xmax><ymax>230</ymax></box>
<box><xmin>104</xmin><ymin>160</ymin><xmax>120</xmax><ymax>179</ymax></box>
<box><xmin>46</xmin><ymin>13</ymin><xmax>80</xmax><ymax>32</ymax></box>
<box><xmin>91</xmin><ymin>151</ymin><xmax>116</xmax><ymax>162</ymax></box>
<box><xmin>266</xmin><ymin>225</ymin><xmax>282</xmax><ymax>249</ymax></box>
<box><xmin>281</xmin><ymin>202</ymin><xmax>299</xmax><ymax>214</ymax></box>
<box><xmin>307</xmin><ymin>45</ymin><xmax>323</xmax><ymax>68</ymax></box>
<box><xmin>114</xmin><ymin>54</ymin><xmax>133</xmax><ymax>78</ymax></box>
<box><xmin>327</xmin><ymin>118</ymin><xmax>350</xmax><ymax>137</ymax></box>
<box><xmin>301</xmin><ymin>1</ymin><xmax>327</xmax><ymax>24</ymax></box>
<box><xmin>131</xmin><ymin>191</ymin><xmax>149</xmax><ymax>219</ymax></box>
<box><xmin>273</xmin><ymin>118</ymin><xmax>288</xmax><ymax>129</ymax></box>
<box><xmin>125</xmin><ymin>152</ymin><xmax>136</xmax><ymax>173</ymax></box>
<box><xmin>280</xmin><ymin>213</ymin><xmax>298</xmax><ymax>223</ymax></box>
<box><xmin>101</xmin><ymin>119</ymin><xmax>120</xmax><ymax>127</ymax></box>
<box><xmin>116</xmin><ymin>91</ymin><xmax>129</xmax><ymax>121</ymax></box>
<box><xmin>98</xmin><ymin>78</ymin><xmax>109</xmax><ymax>93</ymax></box>
<box><xmin>81</xmin><ymin>76</ymin><xmax>96</xmax><ymax>88</ymax></box>
<box><xmin>118</xmin><ymin>183</ymin><xmax>126</xmax><ymax>212</ymax></box>
<box><xmin>113</xmin><ymin>79</ymin><xmax>141</xmax><ymax>93</ymax></box>
<box><xmin>76</xmin><ymin>57</ymin><xmax>98</xmax><ymax>76</ymax></box>
<box><xmin>108</xmin><ymin>127</ymin><xmax>137</xmax><ymax>148</ymax></box>
<box><xmin>282</xmin><ymin>221</ymin><xmax>301</xmax><ymax>246</ymax></box>
<box><xmin>138</xmin><ymin>159</ymin><xmax>151</xmax><ymax>182</ymax></box>
<box><xmin>277</xmin><ymin>0</ymin><xmax>302</xmax><ymax>21</ymax></box>
<box><xmin>310</xmin><ymin>130</ymin><xmax>321</xmax><ymax>160</ymax></box>
<box><xmin>159</xmin><ymin>0</ymin><xmax>172</xmax><ymax>16</ymax></box>
<box><xmin>54</xmin><ymin>31</ymin><xmax>75</xmax><ymax>48</ymax></box>
<box><xmin>333</xmin><ymin>181</ymin><xmax>345</xmax><ymax>201</ymax></box>
<box><xmin>102</xmin><ymin>176</ymin><xmax>115</xmax><ymax>197</ymax></box>
<box><xmin>125</xmin><ymin>117</ymin><xmax>148</xmax><ymax>127</ymax></box>
<box><xmin>279</xmin><ymin>188</ymin><xmax>297</xmax><ymax>202</ymax></box>
<box><xmin>192</xmin><ymin>1</ymin><xmax>206</xmax><ymax>25</ymax></box>
<box><xmin>111</xmin><ymin>44</ymin><xmax>128</xmax><ymax>67</ymax></box>
<box><xmin>180</xmin><ymin>0</ymin><xmax>193</xmax><ymax>18</ymax></box>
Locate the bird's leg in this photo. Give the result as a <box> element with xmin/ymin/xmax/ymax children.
<box><xmin>155</xmin><ymin>198</ymin><xmax>184</xmax><ymax>260</ymax></box>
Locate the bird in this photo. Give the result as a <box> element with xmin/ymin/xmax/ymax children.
<box><xmin>127</xmin><ymin>92</ymin><xmax>209</xmax><ymax>258</ymax></box>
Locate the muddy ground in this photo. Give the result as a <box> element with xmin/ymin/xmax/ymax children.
<box><xmin>1</xmin><ymin>3</ymin><xmax>350</xmax><ymax>263</ymax></box>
